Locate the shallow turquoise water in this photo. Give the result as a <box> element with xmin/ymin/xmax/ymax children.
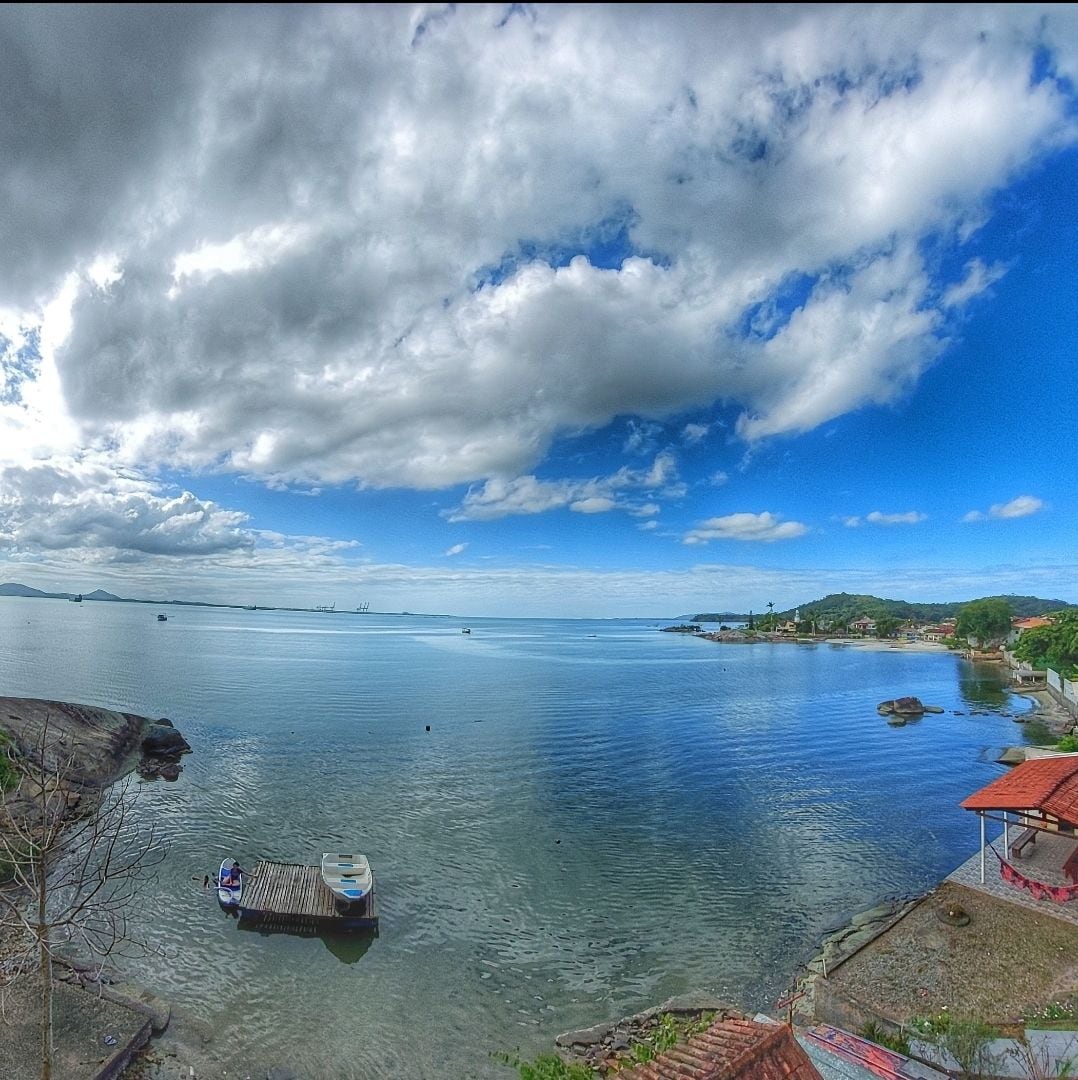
<box><xmin>0</xmin><ymin>598</ymin><xmax>1029</xmax><ymax>1078</ymax></box>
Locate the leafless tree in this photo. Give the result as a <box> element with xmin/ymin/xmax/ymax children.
<box><xmin>0</xmin><ymin>717</ymin><xmax>168</xmax><ymax>1080</ymax></box>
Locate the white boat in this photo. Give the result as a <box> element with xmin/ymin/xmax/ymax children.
<box><xmin>217</xmin><ymin>859</ymin><xmax>243</xmax><ymax>909</ymax></box>
<box><xmin>320</xmin><ymin>852</ymin><xmax>373</xmax><ymax>904</ymax></box>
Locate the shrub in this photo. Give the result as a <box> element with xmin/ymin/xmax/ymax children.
<box><xmin>1057</xmin><ymin>734</ymin><xmax>1078</xmax><ymax>753</ymax></box>
<box><xmin>912</xmin><ymin>1012</ymin><xmax>1000</xmax><ymax>1076</ymax></box>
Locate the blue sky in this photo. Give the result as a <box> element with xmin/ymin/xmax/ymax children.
<box><xmin>1</xmin><ymin>4</ymin><xmax>1077</xmax><ymax>617</ymax></box>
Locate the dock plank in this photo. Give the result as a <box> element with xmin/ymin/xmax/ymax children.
<box><xmin>238</xmin><ymin>860</ymin><xmax>377</xmax><ymax>931</ymax></box>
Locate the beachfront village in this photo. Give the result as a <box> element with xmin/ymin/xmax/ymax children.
<box><xmin>0</xmin><ymin>598</ymin><xmax>1076</xmax><ymax>1080</ymax></box>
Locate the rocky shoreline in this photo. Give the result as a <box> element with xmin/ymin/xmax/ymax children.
<box><xmin>0</xmin><ymin>697</ymin><xmax>192</xmax><ymax>1080</ymax></box>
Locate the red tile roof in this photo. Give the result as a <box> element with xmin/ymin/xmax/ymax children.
<box><xmin>615</xmin><ymin>1016</ymin><xmax>822</xmax><ymax>1080</ymax></box>
<box><xmin>961</xmin><ymin>757</ymin><xmax>1078</xmax><ymax>826</ymax></box>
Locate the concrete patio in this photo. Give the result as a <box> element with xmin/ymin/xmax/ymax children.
<box><xmin>947</xmin><ymin>826</ymin><xmax>1078</xmax><ymax>927</ymax></box>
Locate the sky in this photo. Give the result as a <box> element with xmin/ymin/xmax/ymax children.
<box><xmin>1</xmin><ymin>3</ymin><xmax>1077</xmax><ymax>619</ymax></box>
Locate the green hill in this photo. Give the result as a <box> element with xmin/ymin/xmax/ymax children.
<box><xmin>692</xmin><ymin>593</ymin><xmax>1073</xmax><ymax>624</ymax></box>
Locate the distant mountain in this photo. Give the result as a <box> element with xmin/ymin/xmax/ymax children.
<box><xmin>0</xmin><ymin>582</ymin><xmax>124</xmax><ymax>602</ymax></box>
<box><xmin>692</xmin><ymin>592</ymin><xmax>1074</xmax><ymax>624</ymax></box>
<box><xmin>0</xmin><ymin>582</ymin><xmax>54</xmax><ymax>598</ymax></box>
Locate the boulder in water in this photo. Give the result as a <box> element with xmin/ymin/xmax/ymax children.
<box><xmin>141</xmin><ymin>723</ymin><xmax>191</xmax><ymax>757</ymax></box>
<box><xmin>877</xmin><ymin>696</ymin><xmax>942</xmax><ymax>716</ymax></box>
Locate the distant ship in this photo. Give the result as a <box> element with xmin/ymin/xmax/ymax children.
<box><xmin>157</xmin><ymin>613</ymin><xmax>167</xmax><ymax>621</ymax></box>
<box><xmin>70</xmin><ymin>594</ymin><xmax>82</xmax><ymax>603</ymax></box>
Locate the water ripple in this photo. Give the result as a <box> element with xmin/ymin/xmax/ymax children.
<box><xmin>0</xmin><ymin>600</ymin><xmax>1028</xmax><ymax>1078</ymax></box>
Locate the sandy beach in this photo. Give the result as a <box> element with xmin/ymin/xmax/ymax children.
<box><xmin>821</xmin><ymin>637</ymin><xmax>952</xmax><ymax>654</ymax></box>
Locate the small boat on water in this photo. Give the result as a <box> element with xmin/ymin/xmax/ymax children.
<box><xmin>461</xmin><ymin>627</ymin><xmax>471</xmax><ymax>634</ymax></box>
<box><xmin>320</xmin><ymin>852</ymin><xmax>373</xmax><ymax>905</ymax></box>
<box><xmin>217</xmin><ymin>859</ymin><xmax>243</xmax><ymax>909</ymax></box>
<box><xmin>157</xmin><ymin>613</ymin><xmax>167</xmax><ymax>621</ymax></box>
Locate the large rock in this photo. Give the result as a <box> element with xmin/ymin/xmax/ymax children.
<box><xmin>0</xmin><ymin>697</ymin><xmax>152</xmax><ymax>789</ymax></box>
<box><xmin>141</xmin><ymin>722</ymin><xmax>191</xmax><ymax>758</ymax></box>
<box><xmin>877</xmin><ymin>696</ymin><xmax>942</xmax><ymax>716</ymax></box>
<box><xmin>0</xmin><ymin>697</ymin><xmax>192</xmax><ymax>811</ymax></box>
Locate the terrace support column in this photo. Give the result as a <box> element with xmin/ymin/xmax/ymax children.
<box><xmin>980</xmin><ymin>813</ymin><xmax>986</xmax><ymax>884</ymax></box>
<box><xmin>1003</xmin><ymin>811</ymin><xmax>1009</xmax><ymax>860</ymax></box>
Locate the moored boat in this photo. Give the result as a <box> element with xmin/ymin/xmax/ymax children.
<box><xmin>320</xmin><ymin>852</ymin><xmax>373</xmax><ymax>904</ymax></box>
<box><xmin>217</xmin><ymin>859</ymin><xmax>243</xmax><ymax>909</ymax></box>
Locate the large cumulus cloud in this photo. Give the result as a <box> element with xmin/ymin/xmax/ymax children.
<box><xmin>3</xmin><ymin>4</ymin><xmax>1076</xmax><ymax>493</ymax></box>
<box><xmin>0</xmin><ymin>462</ymin><xmax>255</xmax><ymax>556</ymax></box>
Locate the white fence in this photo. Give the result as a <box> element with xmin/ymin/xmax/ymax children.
<box><xmin>1046</xmin><ymin>668</ymin><xmax>1078</xmax><ymax>718</ymax></box>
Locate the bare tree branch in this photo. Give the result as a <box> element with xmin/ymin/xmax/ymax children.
<box><xmin>0</xmin><ymin>714</ymin><xmax>170</xmax><ymax>1080</ymax></box>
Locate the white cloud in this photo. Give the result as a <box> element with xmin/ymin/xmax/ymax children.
<box><xmin>962</xmin><ymin>495</ymin><xmax>1046</xmax><ymax>522</ymax></box>
<box><xmin>0</xmin><ymin>462</ymin><xmax>255</xmax><ymax>556</ymax></box>
<box><xmin>445</xmin><ymin>453</ymin><xmax>681</xmax><ymax>522</ymax></box>
<box><xmin>709</xmin><ymin>471</ymin><xmax>729</xmax><ymax>487</ymax></box>
<box><xmin>941</xmin><ymin>258</ymin><xmax>1007</xmax><ymax>308</ymax></box>
<box><xmin>843</xmin><ymin>516</ymin><xmax>862</xmax><ymax>528</ymax></box>
<box><xmin>989</xmin><ymin>495</ymin><xmax>1045</xmax><ymax>519</ymax></box>
<box><xmin>682</xmin><ymin>423</ymin><xmax>709</xmax><ymax>445</ymax></box>
<box><xmin>683</xmin><ymin>511</ymin><xmax>808</xmax><ymax>545</ymax></box>
<box><xmin>865</xmin><ymin>510</ymin><xmax>928</xmax><ymax>525</ymax></box>
<box><xmin>570</xmin><ymin>497</ymin><xmax>616</xmax><ymax>514</ymax></box>
<box><xmin>0</xmin><ymin>5</ymin><xmax>1070</xmax><ymax>494</ymax></box>
<box><xmin>444</xmin><ymin>542</ymin><xmax>467</xmax><ymax>557</ymax></box>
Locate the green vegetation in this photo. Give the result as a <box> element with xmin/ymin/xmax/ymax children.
<box><xmin>608</xmin><ymin>1012</ymin><xmax>715</xmax><ymax>1071</ymax></box>
<box><xmin>910</xmin><ymin>1012</ymin><xmax>1000</xmax><ymax>1077</ymax></box>
<box><xmin>505</xmin><ymin>1054</ymin><xmax>596</xmax><ymax>1080</ymax></box>
<box><xmin>502</xmin><ymin>1013</ymin><xmax>716</xmax><ymax>1079</ymax></box>
<box><xmin>0</xmin><ymin>732</ymin><xmax>17</xmax><ymax>791</ymax></box>
<box><xmin>955</xmin><ymin>598</ymin><xmax>1014</xmax><ymax>650</ymax></box>
<box><xmin>1014</xmin><ymin>610</ymin><xmax>1078</xmax><ymax>678</ymax></box>
<box><xmin>1057</xmin><ymin>734</ymin><xmax>1078</xmax><ymax>753</ymax></box>
<box><xmin>860</xmin><ymin>1021</ymin><xmax>910</xmax><ymax>1056</ymax></box>
<box><xmin>1026</xmin><ymin>996</ymin><xmax>1078</xmax><ymax>1031</ymax></box>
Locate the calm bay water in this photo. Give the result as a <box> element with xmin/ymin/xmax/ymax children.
<box><xmin>0</xmin><ymin>598</ymin><xmax>1032</xmax><ymax>1078</ymax></box>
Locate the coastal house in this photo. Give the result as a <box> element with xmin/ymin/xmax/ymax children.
<box><xmin>848</xmin><ymin>616</ymin><xmax>876</xmax><ymax>636</ymax></box>
<box><xmin>1007</xmin><ymin>615</ymin><xmax>1053</xmax><ymax>646</ymax></box>
<box><xmin>919</xmin><ymin>625</ymin><xmax>951</xmax><ymax>643</ymax></box>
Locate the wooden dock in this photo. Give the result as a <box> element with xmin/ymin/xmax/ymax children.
<box><xmin>238</xmin><ymin>860</ymin><xmax>378</xmax><ymax>932</ymax></box>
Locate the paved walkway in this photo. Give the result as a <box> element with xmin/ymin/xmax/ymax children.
<box><xmin>946</xmin><ymin>829</ymin><xmax>1078</xmax><ymax>927</ymax></box>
